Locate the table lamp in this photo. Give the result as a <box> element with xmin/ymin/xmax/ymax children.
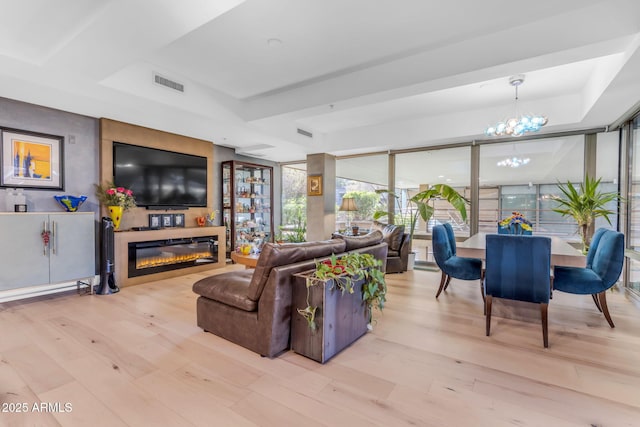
<box><xmin>339</xmin><ymin>197</ymin><xmax>358</xmax><ymax>231</ymax></box>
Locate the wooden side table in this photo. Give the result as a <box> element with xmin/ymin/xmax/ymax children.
<box><xmin>230</xmin><ymin>252</ymin><xmax>260</xmax><ymax>268</ymax></box>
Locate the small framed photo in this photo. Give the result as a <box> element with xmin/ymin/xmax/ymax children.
<box><xmin>161</xmin><ymin>214</ymin><xmax>174</xmax><ymax>228</ymax></box>
<box><xmin>174</xmin><ymin>213</ymin><xmax>185</xmax><ymax>227</ymax></box>
<box><xmin>1</xmin><ymin>127</ymin><xmax>64</xmax><ymax>190</ymax></box>
<box><xmin>307</xmin><ymin>175</ymin><xmax>322</xmax><ymax>196</ymax></box>
<box><xmin>148</xmin><ymin>214</ymin><xmax>161</xmax><ymax>228</ymax></box>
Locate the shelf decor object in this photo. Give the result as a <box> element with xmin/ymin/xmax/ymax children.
<box><xmin>108</xmin><ymin>206</ymin><xmax>124</xmax><ymax>230</ymax></box>
<box><xmin>95</xmin><ymin>181</ymin><xmax>136</xmax><ymax>231</ymax></box>
<box><xmin>53</xmin><ymin>195</ymin><xmax>88</xmax><ymax>212</ymax></box>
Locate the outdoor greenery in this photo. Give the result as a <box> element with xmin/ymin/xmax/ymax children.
<box><xmin>553</xmin><ymin>175</ymin><xmax>621</xmax><ymax>253</ymax></box>
<box><xmin>342</xmin><ymin>190</ymin><xmax>381</xmax><ymax>221</ymax></box>
<box><xmin>279</xmin><ymin>212</ymin><xmax>307</xmax><ymax>242</ymax></box>
<box><xmin>373</xmin><ymin>184</ymin><xmax>469</xmax><ymax>251</ymax></box>
<box><xmin>297</xmin><ymin>252</ymin><xmax>386</xmax><ymax>330</ymax></box>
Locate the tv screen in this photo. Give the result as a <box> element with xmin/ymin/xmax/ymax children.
<box><xmin>113</xmin><ymin>142</ymin><xmax>208</xmax><ymax>208</ymax></box>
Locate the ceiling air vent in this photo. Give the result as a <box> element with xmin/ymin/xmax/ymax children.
<box><xmin>297</xmin><ymin>128</ymin><xmax>313</xmax><ymax>138</ymax></box>
<box><xmin>153</xmin><ymin>73</ymin><xmax>184</xmax><ymax>93</ymax></box>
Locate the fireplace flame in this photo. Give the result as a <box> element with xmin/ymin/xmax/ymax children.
<box><xmin>136</xmin><ymin>251</ymin><xmax>213</xmax><ymax>270</ymax></box>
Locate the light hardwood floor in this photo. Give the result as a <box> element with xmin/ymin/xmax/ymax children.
<box><xmin>1</xmin><ymin>266</ymin><xmax>640</xmax><ymax>427</ymax></box>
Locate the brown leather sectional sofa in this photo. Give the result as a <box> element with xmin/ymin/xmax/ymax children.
<box><xmin>192</xmin><ymin>231</ymin><xmax>388</xmax><ymax>358</ymax></box>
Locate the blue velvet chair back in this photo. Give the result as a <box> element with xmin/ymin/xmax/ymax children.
<box><xmin>432</xmin><ymin>224</ymin><xmax>453</xmax><ymax>269</ymax></box>
<box><xmin>588</xmin><ymin>229</ymin><xmax>624</xmax><ymax>289</ymax></box>
<box><xmin>485</xmin><ymin>235</ymin><xmax>551</xmax><ymax>304</ymax></box>
<box><xmin>443</xmin><ymin>222</ymin><xmax>457</xmax><ymax>256</ymax></box>
<box><xmin>585</xmin><ymin>228</ymin><xmax>608</xmax><ymax>268</ymax></box>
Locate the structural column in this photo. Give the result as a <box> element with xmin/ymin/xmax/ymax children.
<box><xmin>306</xmin><ymin>153</ymin><xmax>336</xmax><ymax>241</ymax></box>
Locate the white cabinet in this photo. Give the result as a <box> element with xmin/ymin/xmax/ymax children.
<box><xmin>0</xmin><ymin>212</ymin><xmax>95</xmax><ymax>291</ymax></box>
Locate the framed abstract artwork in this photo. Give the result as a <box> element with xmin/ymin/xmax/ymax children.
<box><xmin>0</xmin><ymin>127</ymin><xmax>64</xmax><ymax>190</ymax></box>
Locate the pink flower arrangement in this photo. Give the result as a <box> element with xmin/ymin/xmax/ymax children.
<box><xmin>95</xmin><ymin>182</ymin><xmax>136</xmax><ymax>210</ymax></box>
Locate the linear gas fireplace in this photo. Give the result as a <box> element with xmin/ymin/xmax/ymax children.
<box><xmin>128</xmin><ymin>236</ymin><xmax>218</xmax><ymax>278</ymax></box>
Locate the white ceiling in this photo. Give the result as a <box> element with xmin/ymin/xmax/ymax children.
<box><xmin>1</xmin><ymin>0</ymin><xmax>640</xmax><ymax>163</ymax></box>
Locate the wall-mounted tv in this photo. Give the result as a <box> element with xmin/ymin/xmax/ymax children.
<box><xmin>113</xmin><ymin>142</ymin><xmax>208</xmax><ymax>208</ymax></box>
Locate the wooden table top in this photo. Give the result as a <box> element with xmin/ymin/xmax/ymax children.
<box><xmin>230</xmin><ymin>251</ymin><xmax>260</xmax><ymax>268</ymax></box>
<box><xmin>456</xmin><ymin>232</ymin><xmax>586</xmax><ymax>268</ymax></box>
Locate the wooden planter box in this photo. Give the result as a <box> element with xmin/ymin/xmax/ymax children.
<box><xmin>291</xmin><ymin>271</ymin><xmax>370</xmax><ymax>363</ymax></box>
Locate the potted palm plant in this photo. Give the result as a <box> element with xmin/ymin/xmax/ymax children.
<box><xmin>553</xmin><ymin>175</ymin><xmax>621</xmax><ymax>253</ymax></box>
<box><xmin>373</xmin><ymin>184</ymin><xmax>469</xmax><ymax>253</ymax></box>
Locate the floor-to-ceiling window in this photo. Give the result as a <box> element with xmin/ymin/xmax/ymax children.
<box><xmin>395</xmin><ymin>147</ymin><xmax>471</xmax><ymax>263</ymax></box>
<box><xmin>627</xmin><ymin>117</ymin><xmax>640</xmax><ymax>293</ymax></box>
<box><xmin>281</xmin><ymin>163</ymin><xmax>307</xmax><ymax>241</ymax></box>
<box><xmin>479</xmin><ymin>136</ymin><xmax>585</xmax><ymax>240</ymax></box>
<box><xmin>335</xmin><ymin>155</ymin><xmax>388</xmax><ymax>232</ymax></box>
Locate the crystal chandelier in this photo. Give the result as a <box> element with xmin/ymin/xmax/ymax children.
<box><xmin>485</xmin><ymin>75</ymin><xmax>548</xmax><ymax>137</ymax></box>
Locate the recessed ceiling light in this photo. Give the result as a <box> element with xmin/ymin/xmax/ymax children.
<box><xmin>267</xmin><ymin>38</ymin><xmax>283</xmax><ymax>47</ymax></box>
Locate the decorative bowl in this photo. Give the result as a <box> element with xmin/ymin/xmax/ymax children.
<box><xmin>54</xmin><ymin>195</ymin><xmax>88</xmax><ymax>212</ymax></box>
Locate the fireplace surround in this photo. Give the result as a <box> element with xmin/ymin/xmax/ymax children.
<box><xmin>114</xmin><ymin>226</ymin><xmax>226</xmax><ymax>287</ymax></box>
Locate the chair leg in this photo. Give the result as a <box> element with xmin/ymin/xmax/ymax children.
<box><xmin>485</xmin><ymin>295</ymin><xmax>493</xmax><ymax>336</ymax></box>
<box><xmin>479</xmin><ymin>281</ymin><xmax>485</xmax><ymax>303</ymax></box>
<box><xmin>443</xmin><ymin>275</ymin><xmax>452</xmax><ymax>291</ymax></box>
<box><xmin>540</xmin><ymin>303</ymin><xmax>549</xmax><ymax>348</ymax></box>
<box><xmin>435</xmin><ymin>272</ymin><xmax>447</xmax><ymax>298</ymax></box>
<box><xmin>591</xmin><ymin>294</ymin><xmax>602</xmax><ymax>312</ymax></box>
<box><xmin>597</xmin><ymin>291</ymin><xmax>615</xmax><ymax>328</ymax></box>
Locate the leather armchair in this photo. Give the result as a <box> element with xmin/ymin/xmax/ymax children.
<box><xmin>371</xmin><ymin>222</ymin><xmax>411</xmax><ymax>273</ymax></box>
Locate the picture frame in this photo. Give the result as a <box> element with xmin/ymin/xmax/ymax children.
<box><xmin>307</xmin><ymin>175</ymin><xmax>322</xmax><ymax>196</ymax></box>
<box><xmin>149</xmin><ymin>213</ymin><xmax>161</xmax><ymax>228</ymax></box>
<box><xmin>0</xmin><ymin>127</ymin><xmax>64</xmax><ymax>190</ymax></box>
<box><xmin>161</xmin><ymin>214</ymin><xmax>174</xmax><ymax>228</ymax></box>
<box><xmin>174</xmin><ymin>213</ymin><xmax>185</xmax><ymax>227</ymax></box>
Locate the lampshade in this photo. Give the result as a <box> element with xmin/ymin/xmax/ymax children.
<box><xmin>339</xmin><ymin>197</ymin><xmax>358</xmax><ymax>212</ymax></box>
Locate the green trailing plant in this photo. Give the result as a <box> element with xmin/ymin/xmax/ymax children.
<box><xmin>553</xmin><ymin>176</ymin><xmax>621</xmax><ymax>253</ymax></box>
<box><xmin>373</xmin><ymin>184</ymin><xmax>469</xmax><ymax>251</ymax></box>
<box><xmin>297</xmin><ymin>252</ymin><xmax>386</xmax><ymax>330</ymax></box>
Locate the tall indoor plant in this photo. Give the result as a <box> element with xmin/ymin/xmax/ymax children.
<box><xmin>553</xmin><ymin>175</ymin><xmax>621</xmax><ymax>253</ymax></box>
<box><xmin>373</xmin><ymin>184</ymin><xmax>469</xmax><ymax>251</ymax></box>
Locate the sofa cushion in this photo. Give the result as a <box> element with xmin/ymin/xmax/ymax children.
<box><xmin>387</xmin><ymin>249</ymin><xmax>400</xmax><ymax>257</ymax></box>
<box><xmin>373</xmin><ymin>222</ymin><xmax>405</xmax><ymax>252</ymax></box>
<box><xmin>246</xmin><ymin>239</ymin><xmax>347</xmax><ymax>301</ymax></box>
<box><xmin>193</xmin><ymin>270</ymin><xmax>257</xmax><ymax>311</ymax></box>
<box><xmin>332</xmin><ymin>230</ymin><xmax>384</xmax><ymax>251</ymax></box>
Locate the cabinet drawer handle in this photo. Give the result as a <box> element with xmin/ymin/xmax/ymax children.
<box><xmin>52</xmin><ymin>221</ymin><xmax>57</xmax><ymax>255</ymax></box>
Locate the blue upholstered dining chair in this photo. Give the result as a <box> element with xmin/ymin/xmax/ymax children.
<box><xmin>484</xmin><ymin>234</ymin><xmax>552</xmax><ymax>347</ymax></box>
<box><xmin>552</xmin><ymin>228</ymin><xmax>624</xmax><ymax>328</ymax></box>
<box><xmin>432</xmin><ymin>223</ymin><xmax>483</xmax><ymax>300</ymax></box>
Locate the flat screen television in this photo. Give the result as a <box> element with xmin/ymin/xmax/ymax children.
<box><xmin>113</xmin><ymin>142</ymin><xmax>208</xmax><ymax>208</ymax></box>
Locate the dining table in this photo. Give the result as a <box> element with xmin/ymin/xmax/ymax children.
<box><xmin>456</xmin><ymin>232</ymin><xmax>586</xmax><ymax>268</ymax></box>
